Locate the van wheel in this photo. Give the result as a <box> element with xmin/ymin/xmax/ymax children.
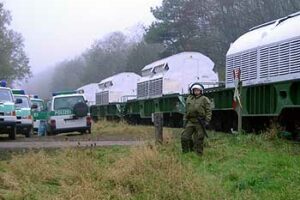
<box><xmin>9</xmin><ymin>127</ymin><xmax>17</xmax><ymax>140</ymax></box>
<box><xmin>25</xmin><ymin>128</ymin><xmax>32</xmax><ymax>138</ymax></box>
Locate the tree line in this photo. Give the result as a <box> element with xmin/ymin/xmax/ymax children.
<box><xmin>51</xmin><ymin>31</ymin><xmax>164</xmax><ymax>91</ymax></box>
<box><xmin>0</xmin><ymin>3</ymin><xmax>30</xmax><ymax>85</ymax></box>
<box><xmin>51</xmin><ymin>0</ymin><xmax>300</xmax><ymax>92</ymax></box>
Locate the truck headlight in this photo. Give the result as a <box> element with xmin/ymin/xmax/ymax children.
<box><xmin>5</xmin><ymin>111</ymin><xmax>16</xmax><ymax>116</ymax></box>
<box><xmin>22</xmin><ymin>115</ymin><xmax>32</xmax><ymax>119</ymax></box>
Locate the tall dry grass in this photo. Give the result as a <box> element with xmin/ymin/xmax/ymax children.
<box><xmin>92</xmin><ymin>120</ymin><xmax>177</xmax><ymax>141</ymax></box>
<box><xmin>2</xmin><ymin>122</ymin><xmax>298</xmax><ymax>199</ymax></box>
<box><xmin>263</xmin><ymin>120</ymin><xmax>282</xmax><ymax>140</ymax></box>
<box><xmin>0</xmin><ymin>142</ymin><xmax>225</xmax><ymax>200</ymax></box>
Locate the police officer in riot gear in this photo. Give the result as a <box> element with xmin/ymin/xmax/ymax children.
<box><xmin>181</xmin><ymin>83</ymin><xmax>212</xmax><ymax>155</ymax></box>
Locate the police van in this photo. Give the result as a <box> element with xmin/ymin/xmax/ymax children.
<box><xmin>30</xmin><ymin>96</ymin><xmax>47</xmax><ymax>132</ymax></box>
<box><xmin>12</xmin><ymin>90</ymin><xmax>34</xmax><ymax>137</ymax></box>
<box><xmin>47</xmin><ymin>91</ymin><xmax>91</xmax><ymax>135</ymax></box>
<box><xmin>0</xmin><ymin>81</ymin><xmax>19</xmax><ymax>140</ymax></box>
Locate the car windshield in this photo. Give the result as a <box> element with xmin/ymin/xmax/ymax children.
<box><xmin>54</xmin><ymin>96</ymin><xmax>85</xmax><ymax>110</ymax></box>
<box><xmin>31</xmin><ymin>100</ymin><xmax>45</xmax><ymax>111</ymax></box>
<box><xmin>15</xmin><ymin>96</ymin><xmax>30</xmax><ymax>108</ymax></box>
<box><xmin>0</xmin><ymin>89</ymin><xmax>13</xmax><ymax>102</ymax></box>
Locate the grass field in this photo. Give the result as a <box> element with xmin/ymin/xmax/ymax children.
<box><xmin>0</xmin><ymin>121</ymin><xmax>299</xmax><ymax>200</ymax></box>
<box><xmin>91</xmin><ymin>120</ymin><xmax>177</xmax><ymax>141</ymax></box>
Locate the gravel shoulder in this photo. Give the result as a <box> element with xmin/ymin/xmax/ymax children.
<box><xmin>0</xmin><ymin>133</ymin><xmax>145</xmax><ymax>150</ymax></box>
<box><xmin>0</xmin><ymin>140</ymin><xmax>143</xmax><ymax>150</ymax></box>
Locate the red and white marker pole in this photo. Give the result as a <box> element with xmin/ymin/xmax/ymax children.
<box><xmin>232</xmin><ymin>68</ymin><xmax>242</xmax><ymax>134</ymax></box>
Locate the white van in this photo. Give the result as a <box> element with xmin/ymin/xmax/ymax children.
<box><xmin>47</xmin><ymin>92</ymin><xmax>91</xmax><ymax>135</ymax></box>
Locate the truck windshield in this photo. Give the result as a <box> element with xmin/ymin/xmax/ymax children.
<box><xmin>0</xmin><ymin>89</ymin><xmax>13</xmax><ymax>102</ymax></box>
<box><xmin>31</xmin><ymin>100</ymin><xmax>45</xmax><ymax>111</ymax></box>
<box><xmin>54</xmin><ymin>96</ymin><xmax>85</xmax><ymax>110</ymax></box>
<box><xmin>14</xmin><ymin>96</ymin><xmax>30</xmax><ymax>108</ymax></box>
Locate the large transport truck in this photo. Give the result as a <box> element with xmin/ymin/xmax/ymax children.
<box><xmin>211</xmin><ymin>11</ymin><xmax>300</xmax><ymax>133</ymax></box>
<box><xmin>90</xmin><ymin>12</ymin><xmax>300</xmax><ymax>135</ymax></box>
<box><xmin>91</xmin><ymin>52</ymin><xmax>219</xmax><ymax>126</ymax></box>
<box><xmin>90</xmin><ymin>72</ymin><xmax>141</xmax><ymax>121</ymax></box>
<box><xmin>76</xmin><ymin>83</ymin><xmax>100</xmax><ymax>106</ymax></box>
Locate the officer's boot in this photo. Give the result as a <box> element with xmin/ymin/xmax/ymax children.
<box><xmin>188</xmin><ymin>140</ymin><xmax>194</xmax><ymax>152</ymax></box>
<box><xmin>181</xmin><ymin>140</ymin><xmax>190</xmax><ymax>153</ymax></box>
<box><xmin>194</xmin><ymin>139</ymin><xmax>204</xmax><ymax>156</ymax></box>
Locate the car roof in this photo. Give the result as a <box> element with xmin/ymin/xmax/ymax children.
<box><xmin>53</xmin><ymin>94</ymin><xmax>85</xmax><ymax>99</ymax></box>
<box><xmin>13</xmin><ymin>94</ymin><xmax>29</xmax><ymax>98</ymax></box>
<box><xmin>31</xmin><ymin>98</ymin><xmax>44</xmax><ymax>101</ymax></box>
<box><xmin>0</xmin><ymin>87</ymin><xmax>10</xmax><ymax>90</ymax></box>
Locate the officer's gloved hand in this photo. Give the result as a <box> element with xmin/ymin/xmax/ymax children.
<box><xmin>204</xmin><ymin>121</ymin><xmax>210</xmax><ymax>129</ymax></box>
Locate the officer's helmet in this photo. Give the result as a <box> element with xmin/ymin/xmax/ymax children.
<box><xmin>190</xmin><ymin>83</ymin><xmax>204</xmax><ymax>94</ymax></box>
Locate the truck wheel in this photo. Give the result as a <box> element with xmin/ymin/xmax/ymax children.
<box><xmin>9</xmin><ymin>127</ymin><xmax>17</xmax><ymax>140</ymax></box>
<box><xmin>25</xmin><ymin>128</ymin><xmax>32</xmax><ymax>138</ymax></box>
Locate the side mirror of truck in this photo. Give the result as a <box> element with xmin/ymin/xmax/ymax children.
<box><xmin>31</xmin><ymin>104</ymin><xmax>38</xmax><ymax>109</ymax></box>
<box><xmin>15</xmin><ymin>98</ymin><xmax>23</xmax><ymax>104</ymax></box>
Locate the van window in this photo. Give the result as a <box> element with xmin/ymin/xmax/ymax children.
<box><xmin>54</xmin><ymin>96</ymin><xmax>85</xmax><ymax>110</ymax></box>
<box><xmin>14</xmin><ymin>96</ymin><xmax>30</xmax><ymax>108</ymax></box>
<box><xmin>32</xmin><ymin>100</ymin><xmax>45</xmax><ymax>111</ymax></box>
<box><xmin>0</xmin><ymin>89</ymin><xmax>13</xmax><ymax>102</ymax></box>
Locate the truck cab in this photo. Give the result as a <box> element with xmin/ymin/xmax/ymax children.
<box><xmin>13</xmin><ymin>92</ymin><xmax>33</xmax><ymax>138</ymax></box>
<box><xmin>0</xmin><ymin>81</ymin><xmax>18</xmax><ymax>140</ymax></box>
<box><xmin>47</xmin><ymin>91</ymin><xmax>91</xmax><ymax>135</ymax></box>
<box><xmin>30</xmin><ymin>97</ymin><xmax>47</xmax><ymax>132</ymax></box>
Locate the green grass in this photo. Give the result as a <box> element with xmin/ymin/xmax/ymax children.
<box><xmin>0</xmin><ymin>123</ymin><xmax>299</xmax><ymax>200</ymax></box>
<box><xmin>180</xmin><ymin>133</ymin><xmax>300</xmax><ymax>200</ymax></box>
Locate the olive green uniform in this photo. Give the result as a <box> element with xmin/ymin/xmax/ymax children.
<box><xmin>181</xmin><ymin>94</ymin><xmax>212</xmax><ymax>155</ymax></box>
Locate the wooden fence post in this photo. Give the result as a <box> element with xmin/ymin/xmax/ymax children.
<box><xmin>153</xmin><ymin>112</ymin><xmax>163</xmax><ymax>144</ymax></box>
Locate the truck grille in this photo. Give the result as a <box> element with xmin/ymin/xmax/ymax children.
<box><xmin>137</xmin><ymin>78</ymin><xmax>163</xmax><ymax>98</ymax></box>
<box><xmin>96</xmin><ymin>91</ymin><xmax>109</xmax><ymax>105</ymax></box>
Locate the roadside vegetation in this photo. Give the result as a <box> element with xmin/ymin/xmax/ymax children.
<box><xmin>0</xmin><ymin>121</ymin><xmax>299</xmax><ymax>200</ymax></box>
<box><xmin>90</xmin><ymin>120</ymin><xmax>176</xmax><ymax>141</ymax></box>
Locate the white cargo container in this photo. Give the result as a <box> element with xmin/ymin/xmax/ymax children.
<box><xmin>77</xmin><ymin>83</ymin><xmax>99</xmax><ymax>105</ymax></box>
<box><xmin>96</xmin><ymin>72</ymin><xmax>141</xmax><ymax>105</ymax></box>
<box><xmin>137</xmin><ymin>51</ymin><xmax>219</xmax><ymax>99</ymax></box>
<box><xmin>226</xmin><ymin>12</ymin><xmax>300</xmax><ymax>88</ymax></box>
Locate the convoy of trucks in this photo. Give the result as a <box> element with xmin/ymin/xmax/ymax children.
<box><xmin>1</xmin><ymin>12</ymin><xmax>300</xmax><ymax>140</ymax></box>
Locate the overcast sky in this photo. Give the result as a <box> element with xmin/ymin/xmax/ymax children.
<box><xmin>3</xmin><ymin>0</ymin><xmax>162</xmax><ymax>74</ymax></box>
